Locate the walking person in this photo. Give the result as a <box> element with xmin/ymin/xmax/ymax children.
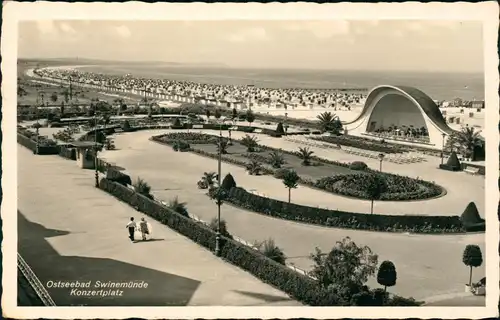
<box><xmin>139</xmin><ymin>217</ymin><xmax>149</xmax><ymax>241</ymax></box>
<box><xmin>126</xmin><ymin>217</ymin><xmax>136</xmax><ymax>242</ymax></box>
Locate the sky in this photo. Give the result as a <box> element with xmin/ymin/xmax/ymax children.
<box><xmin>18</xmin><ymin>20</ymin><xmax>484</xmax><ymax>73</ymax></box>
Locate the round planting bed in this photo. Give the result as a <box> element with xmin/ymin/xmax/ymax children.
<box><xmin>314</xmin><ymin>173</ymin><xmax>446</xmax><ymax>201</ymax></box>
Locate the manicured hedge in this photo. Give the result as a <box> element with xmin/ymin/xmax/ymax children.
<box><xmin>224</xmin><ymin>187</ymin><xmax>465</xmax><ymax>234</ymax></box>
<box><xmin>58</xmin><ymin>145</ymin><xmax>77</xmax><ymax>160</ymax></box>
<box><xmin>17</xmin><ymin>133</ymin><xmax>36</xmax><ymax>151</ymax></box>
<box><xmin>105</xmin><ymin>167</ymin><xmax>132</xmax><ymax>186</ymax></box>
<box><xmin>98</xmin><ymin>178</ymin><xmax>337</xmax><ymax>306</ymax></box>
<box><xmin>17</xmin><ymin>133</ymin><xmax>59</xmax><ymax>155</ymax></box>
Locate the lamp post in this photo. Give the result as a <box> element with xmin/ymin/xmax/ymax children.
<box><xmin>94</xmin><ymin>111</ymin><xmax>99</xmax><ymax>188</ymax></box>
<box><xmin>284</xmin><ymin>112</ymin><xmax>288</xmax><ymax>136</ymax></box>
<box><xmin>441</xmin><ymin>133</ymin><xmax>446</xmax><ymax>165</ymax></box>
<box><xmin>378</xmin><ymin>153</ymin><xmax>385</xmax><ymax>172</ymax></box>
<box><xmin>215</xmin><ymin>122</ymin><xmax>223</xmax><ymax>256</ymax></box>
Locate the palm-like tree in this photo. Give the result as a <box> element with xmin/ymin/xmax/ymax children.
<box><xmin>447</xmin><ymin>127</ymin><xmax>484</xmax><ymax>160</ymax></box>
<box><xmin>297</xmin><ymin>147</ymin><xmax>314</xmax><ymax>166</ymax></box>
<box><xmin>133</xmin><ymin>177</ymin><xmax>153</xmax><ymax>199</ymax></box>
<box><xmin>268</xmin><ymin>150</ymin><xmax>286</xmax><ymax>168</ymax></box>
<box><xmin>245</xmin><ymin>160</ymin><xmax>263</xmax><ymax>175</ymax></box>
<box><xmin>216</xmin><ymin>138</ymin><xmax>230</xmax><ymax>154</ymax></box>
<box><xmin>240</xmin><ymin>134</ymin><xmax>259</xmax><ymax>152</ymax></box>
<box><xmin>168</xmin><ymin>196</ymin><xmax>189</xmax><ymax>217</ymax></box>
<box><xmin>254</xmin><ymin>238</ymin><xmax>287</xmax><ymax>265</ymax></box>
<box><xmin>202</xmin><ymin>171</ymin><xmax>218</xmax><ymax>187</ymax></box>
<box><xmin>317</xmin><ymin>111</ymin><xmax>342</xmax><ymax>134</ymax></box>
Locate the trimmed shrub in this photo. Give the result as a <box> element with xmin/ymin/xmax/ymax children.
<box><xmin>58</xmin><ymin>145</ymin><xmax>77</xmax><ymax>160</ymax></box>
<box><xmin>460</xmin><ymin>202</ymin><xmax>485</xmax><ymax>232</ymax></box>
<box><xmin>106</xmin><ymin>167</ymin><xmax>132</xmax><ymax>186</ymax></box>
<box><xmin>224</xmin><ymin>187</ymin><xmax>464</xmax><ymax>234</ymax></box>
<box><xmin>221</xmin><ymin>173</ymin><xmax>237</xmax><ymax>190</ymax></box>
<box><xmin>349</xmin><ymin>161</ymin><xmax>368</xmax><ymax>171</ymax></box>
<box><xmin>276</xmin><ymin>122</ymin><xmax>285</xmax><ymax>135</ymax></box>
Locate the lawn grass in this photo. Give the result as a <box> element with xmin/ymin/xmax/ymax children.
<box><xmin>191</xmin><ymin>140</ymin><xmax>355</xmax><ymax>180</ymax></box>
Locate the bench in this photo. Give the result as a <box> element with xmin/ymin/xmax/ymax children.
<box><xmin>464</xmin><ymin>167</ymin><xmax>480</xmax><ymax>175</ymax></box>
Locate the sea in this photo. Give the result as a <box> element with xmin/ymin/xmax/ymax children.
<box><xmin>80</xmin><ymin>64</ymin><xmax>484</xmax><ymax>102</ymax></box>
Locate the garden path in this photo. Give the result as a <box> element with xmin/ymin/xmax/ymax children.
<box><xmin>98</xmin><ymin>129</ymin><xmax>485</xmax><ymax>302</ymax></box>
<box><xmin>17</xmin><ymin>145</ymin><xmax>300</xmax><ymax>306</ymax></box>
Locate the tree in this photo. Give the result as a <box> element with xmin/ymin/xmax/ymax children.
<box><xmin>246</xmin><ymin>109</ymin><xmax>255</xmax><ymax>126</ymax></box>
<box><xmin>208</xmin><ymin>217</ymin><xmax>231</xmax><ymax>239</ymax></box>
<box><xmin>282</xmin><ymin>169</ymin><xmax>299</xmax><ymax>203</ymax></box>
<box><xmin>297</xmin><ymin>147</ymin><xmax>314</xmax><ymax>166</ymax></box>
<box><xmin>240</xmin><ymin>134</ymin><xmax>259</xmax><ymax>152</ymax></box>
<box><xmin>377</xmin><ymin>260</ymin><xmax>397</xmax><ymax>294</ymax></box>
<box><xmin>446</xmin><ymin>126</ymin><xmax>483</xmax><ymax>160</ymax></box>
<box><xmin>245</xmin><ymin>160</ymin><xmax>263</xmax><ymax>175</ymax></box>
<box><xmin>254</xmin><ymin>238</ymin><xmax>287</xmax><ymax>265</ymax></box>
<box><xmin>214</xmin><ymin>108</ymin><xmax>222</xmax><ymax>119</ymax></box>
<box><xmin>462</xmin><ymin>244</ymin><xmax>483</xmax><ymax>286</ymax></box>
<box><xmin>50</xmin><ymin>92</ymin><xmax>58</xmax><ymax>103</ymax></box>
<box><xmin>168</xmin><ymin>196</ymin><xmax>189</xmax><ymax>217</ymax></box>
<box><xmin>216</xmin><ymin>138</ymin><xmax>230</xmax><ymax>154</ymax></box>
<box><xmin>365</xmin><ymin>173</ymin><xmax>388</xmax><ymax>214</ymax></box>
<box><xmin>317</xmin><ymin>112</ymin><xmax>341</xmax><ymax>133</ymax></box>
<box><xmin>221</xmin><ymin>173</ymin><xmax>237</xmax><ymax>190</ymax></box>
<box><xmin>133</xmin><ymin>177</ymin><xmax>153</xmax><ymax>199</ymax></box>
<box><xmin>201</xmin><ymin>172</ymin><xmax>218</xmax><ymax>188</ymax></box>
<box><xmin>269</xmin><ymin>150</ymin><xmax>286</xmax><ymax>168</ymax></box>
<box><xmin>310</xmin><ymin>237</ymin><xmax>378</xmax><ymax>290</ymax></box>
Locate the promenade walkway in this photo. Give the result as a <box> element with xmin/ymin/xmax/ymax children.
<box><xmin>97</xmin><ymin>129</ymin><xmax>485</xmax><ymax>302</ymax></box>
<box><xmin>17</xmin><ymin>145</ymin><xmax>300</xmax><ymax>306</ymax></box>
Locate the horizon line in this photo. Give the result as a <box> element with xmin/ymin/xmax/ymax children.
<box><xmin>17</xmin><ymin>57</ymin><xmax>484</xmax><ymax>74</ymax></box>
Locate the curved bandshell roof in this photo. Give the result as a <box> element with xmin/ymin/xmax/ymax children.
<box><xmin>345</xmin><ymin>85</ymin><xmax>455</xmax><ymax>135</ymax></box>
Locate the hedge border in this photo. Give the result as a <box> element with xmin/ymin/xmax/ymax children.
<box><xmin>223</xmin><ymin>187</ymin><xmax>465</xmax><ymax>234</ymax></box>
<box><xmin>97</xmin><ymin>178</ymin><xmax>339</xmax><ymax>306</ymax></box>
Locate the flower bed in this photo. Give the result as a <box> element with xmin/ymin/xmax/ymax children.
<box><xmin>310</xmin><ymin>135</ymin><xmax>405</xmax><ymax>154</ymax></box>
<box><xmin>154</xmin><ymin>132</ymin><xmax>218</xmax><ymax>144</ymax></box>
<box><xmin>98</xmin><ymin>178</ymin><xmax>338</xmax><ymax>306</ymax></box>
<box><xmin>189</xmin><ymin>147</ymin><xmax>275</xmax><ymax>176</ymax></box>
<box><xmin>225</xmin><ymin>187</ymin><xmax>464</xmax><ymax>234</ymax></box>
<box><xmin>314</xmin><ymin>173</ymin><xmax>445</xmax><ymax>201</ymax></box>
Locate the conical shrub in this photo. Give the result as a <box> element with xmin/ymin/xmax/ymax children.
<box><xmin>221</xmin><ymin>173</ymin><xmax>237</xmax><ymax>190</ymax></box>
<box><xmin>461</xmin><ymin>202</ymin><xmax>483</xmax><ymax>224</ymax></box>
<box><xmin>446</xmin><ymin>151</ymin><xmax>461</xmax><ymax>168</ymax></box>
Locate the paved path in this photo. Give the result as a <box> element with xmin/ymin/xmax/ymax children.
<box><xmin>107</xmin><ymin>129</ymin><xmax>484</xmax><ymax>217</ymax></box>
<box><xmin>17</xmin><ymin>145</ymin><xmax>300</xmax><ymax>306</ymax></box>
<box><xmin>98</xmin><ymin>129</ymin><xmax>485</xmax><ymax>302</ymax></box>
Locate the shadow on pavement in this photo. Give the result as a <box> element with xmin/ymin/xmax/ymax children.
<box><xmin>233</xmin><ymin>290</ymin><xmax>295</xmax><ymax>303</ymax></box>
<box><xmin>17</xmin><ymin>211</ymin><xmax>201</xmax><ymax>306</ymax></box>
<box><xmin>132</xmin><ymin>238</ymin><xmax>166</xmax><ymax>244</ymax></box>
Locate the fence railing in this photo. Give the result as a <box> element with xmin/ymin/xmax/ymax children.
<box><xmin>18</xmin><ymin>253</ymin><xmax>56</xmax><ymax>306</ymax></box>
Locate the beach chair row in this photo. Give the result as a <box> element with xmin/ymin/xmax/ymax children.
<box><xmin>285</xmin><ymin>136</ymin><xmax>339</xmax><ymax>150</ymax></box>
<box><xmin>342</xmin><ymin>147</ymin><xmax>427</xmax><ymax>164</ymax></box>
